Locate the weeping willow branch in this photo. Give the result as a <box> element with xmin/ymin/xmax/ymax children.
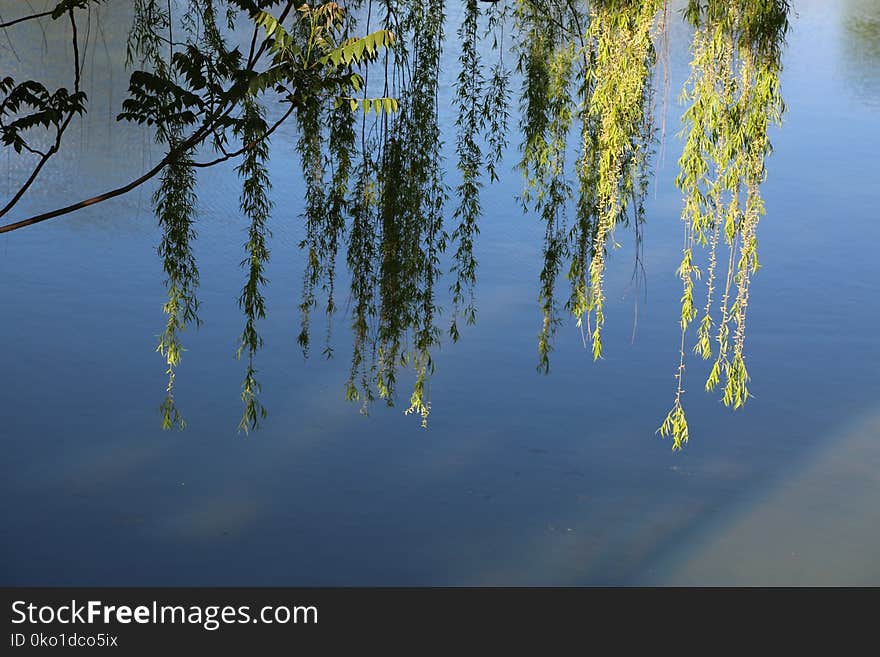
<box><xmin>582</xmin><ymin>0</ymin><xmax>661</xmax><ymax>361</ymax></box>
<box><xmin>449</xmin><ymin>0</ymin><xmax>483</xmax><ymax>342</ymax></box>
<box><xmin>659</xmin><ymin>0</ymin><xmax>788</xmax><ymax>449</ymax></box>
<box><xmin>235</xmin><ymin>97</ymin><xmax>272</xmax><ymax>434</ymax></box>
<box><xmin>514</xmin><ymin>0</ymin><xmax>572</xmax><ymax>374</ymax></box>
<box><xmin>322</xmin><ymin>100</ymin><xmax>357</xmax><ymax>352</ymax></box>
<box><xmin>155</xmin><ymin>140</ymin><xmax>199</xmax><ymax>430</ymax></box>
<box><xmin>295</xmin><ymin>90</ymin><xmax>327</xmax><ymax>356</ymax></box>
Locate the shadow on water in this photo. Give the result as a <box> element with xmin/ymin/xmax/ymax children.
<box><xmin>647</xmin><ymin>409</ymin><xmax>880</xmax><ymax>585</ymax></box>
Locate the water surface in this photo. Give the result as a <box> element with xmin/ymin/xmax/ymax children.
<box><xmin>1</xmin><ymin>0</ymin><xmax>878</xmax><ymax>585</ymax></box>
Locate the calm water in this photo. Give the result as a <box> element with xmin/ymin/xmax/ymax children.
<box><xmin>1</xmin><ymin>1</ymin><xmax>878</xmax><ymax>585</ymax></box>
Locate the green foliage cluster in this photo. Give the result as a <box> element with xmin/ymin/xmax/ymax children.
<box><xmin>511</xmin><ymin>0</ymin><xmax>657</xmax><ymax>371</ymax></box>
<box><xmin>659</xmin><ymin>0</ymin><xmax>788</xmax><ymax>449</ymax></box>
<box><xmin>307</xmin><ymin>0</ymin><xmax>509</xmax><ymax>428</ymax></box>
<box><xmin>449</xmin><ymin>0</ymin><xmax>509</xmax><ymax>344</ymax></box>
<box><xmin>513</xmin><ymin>0</ymin><xmax>577</xmax><ymax>374</ymax></box>
<box><xmin>285</xmin><ymin>0</ymin><xmax>459</xmax><ymax>428</ymax></box>
<box><xmin>0</xmin><ymin>79</ymin><xmax>87</xmax><ymax>154</ymax></box>
<box><xmin>581</xmin><ymin>0</ymin><xmax>661</xmax><ymax>361</ymax></box>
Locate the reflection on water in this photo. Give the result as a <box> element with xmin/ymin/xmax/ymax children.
<box><xmin>652</xmin><ymin>411</ymin><xmax>880</xmax><ymax>585</ymax></box>
<box><xmin>840</xmin><ymin>0</ymin><xmax>880</xmax><ymax>106</ymax></box>
<box><xmin>1</xmin><ymin>1</ymin><xmax>879</xmax><ymax>585</ymax></box>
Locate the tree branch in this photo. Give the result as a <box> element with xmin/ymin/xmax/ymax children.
<box><xmin>0</xmin><ymin>95</ymin><xmax>239</xmax><ymax>234</ymax></box>
<box><xmin>0</xmin><ymin>9</ymin><xmax>82</xmax><ymax>220</ymax></box>
<box><xmin>0</xmin><ymin>1</ymin><xmax>301</xmax><ymax>234</ymax></box>
<box><xmin>192</xmin><ymin>102</ymin><xmax>295</xmax><ymax>168</ymax></box>
<box><xmin>0</xmin><ymin>9</ymin><xmax>53</xmax><ymax>30</ymax></box>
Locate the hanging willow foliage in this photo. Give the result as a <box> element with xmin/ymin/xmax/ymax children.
<box><xmin>450</xmin><ymin>0</ymin><xmax>484</xmax><ymax>342</ymax></box>
<box><xmin>154</xmin><ymin>140</ymin><xmax>200</xmax><ymax>430</ymax></box>
<box><xmin>235</xmin><ymin>97</ymin><xmax>272</xmax><ymax>434</ymax></box>
<box><xmin>659</xmin><ymin>0</ymin><xmax>789</xmax><ymax>450</ymax></box>
<box><xmin>512</xmin><ymin>0</ymin><xmax>656</xmax><ymax>371</ymax></box>
<box><xmin>311</xmin><ymin>0</ymin><xmax>449</xmax><ymax>427</ymax></box>
<box><xmin>383</xmin><ymin>0</ymin><xmax>447</xmax><ymax>426</ymax></box>
<box><xmin>513</xmin><ymin>0</ymin><xmax>576</xmax><ymax>373</ymax></box>
<box><xmin>580</xmin><ymin>0</ymin><xmax>661</xmax><ymax>361</ymax></box>
<box><xmin>1</xmin><ymin>1</ymin><xmax>789</xmax><ymax>447</ymax></box>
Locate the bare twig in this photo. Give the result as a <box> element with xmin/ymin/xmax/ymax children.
<box><xmin>192</xmin><ymin>102</ymin><xmax>295</xmax><ymax>168</ymax></box>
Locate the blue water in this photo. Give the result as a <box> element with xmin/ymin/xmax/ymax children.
<box><xmin>1</xmin><ymin>0</ymin><xmax>878</xmax><ymax>585</ymax></box>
